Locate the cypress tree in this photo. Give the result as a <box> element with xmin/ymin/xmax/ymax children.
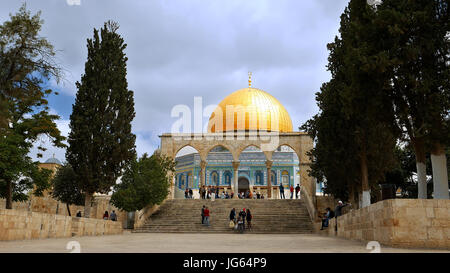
<box><xmin>302</xmin><ymin>0</ymin><xmax>398</xmax><ymax>207</ymax></box>
<box><xmin>377</xmin><ymin>0</ymin><xmax>449</xmax><ymax>199</ymax></box>
<box><xmin>67</xmin><ymin>21</ymin><xmax>136</xmax><ymax>217</ymax></box>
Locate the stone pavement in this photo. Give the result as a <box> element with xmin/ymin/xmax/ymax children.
<box><xmin>0</xmin><ymin>232</ymin><xmax>448</xmax><ymax>253</ymax></box>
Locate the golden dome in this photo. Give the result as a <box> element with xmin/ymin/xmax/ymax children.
<box><xmin>207</xmin><ymin>87</ymin><xmax>293</xmax><ymax>133</ymax></box>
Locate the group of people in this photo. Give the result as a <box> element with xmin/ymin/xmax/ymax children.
<box><xmin>320</xmin><ymin>200</ymin><xmax>351</xmax><ymax>230</ymax></box>
<box><xmin>102</xmin><ymin>210</ymin><xmax>118</xmax><ymax>221</ymax></box>
<box><xmin>200</xmin><ymin>186</ymin><xmax>236</xmax><ymax>199</ymax></box>
<box><xmin>236</xmin><ymin>190</ymin><xmax>265</xmax><ymax>199</ymax></box>
<box><xmin>279</xmin><ymin>183</ymin><xmax>301</xmax><ymax>199</ymax></box>
<box><xmin>188</xmin><ymin>184</ymin><xmax>303</xmax><ymax>200</ymax></box>
<box><xmin>200</xmin><ymin>205</ymin><xmax>253</xmax><ymax>232</ymax></box>
<box><xmin>75</xmin><ymin>210</ymin><xmax>118</xmax><ymax>221</ymax></box>
<box><xmin>184</xmin><ymin>188</ymin><xmax>193</xmax><ymax>199</ymax></box>
<box><xmin>229</xmin><ymin>207</ymin><xmax>252</xmax><ymax>232</ymax></box>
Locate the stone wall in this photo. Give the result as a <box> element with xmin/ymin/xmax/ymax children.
<box><xmin>0</xmin><ymin>209</ymin><xmax>123</xmax><ymax>241</ymax></box>
<box><xmin>315</xmin><ymin>199</ymin><xmax>450</xmax><ymax>249</ymax></box>
<box><xmin>0</xmin><ymin>194</ymin><xmax>128</xmax><ymax>229</ymax></box>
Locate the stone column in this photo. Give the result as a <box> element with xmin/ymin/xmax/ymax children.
<box><xmin>200</xmin><ymin>160</ymin><xmax>207</xmax><ymax>188</ymax></box>
<box><xmin>266</xmin><ymin>160</ymin><xmax>273</xmax><ymax>199</ymax></box>
<box><xmin>232</xmin><ymin>161</ymin><xmax>240</xmax><ymax>199</ymax></box>
<box><xmin>169</xmin><ymin>171</ymin><xmax>175</xmax><ymax>199</ymax></box>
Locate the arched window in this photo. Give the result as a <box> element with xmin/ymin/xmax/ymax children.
<box><xmin>271</xmin><ymin>170</ymin><xmax>277</xmax><ymax>185</ymax></box>
<box><xmin>255</xmin><ymin>170</ymin><xmax>264</xmax><ymax>185</ymax></box>
<box><xmin>282</xmin><ymin>170</ymin><xmax>289</xmax><ymax>185</ymax></box>
<box><xmin>188</xmin><ymin>173</ymin><xmax>193</xmax><ymax>188</ymax></box>
<box><xmin>224</xmin><ymin>171</ymin><xmax>232</xmax><ymax>185</ymax></box>
<box><xmin>211</xmin><ymin>171</ymin><xmax>219</xmax><ymax>186</ymax></box>
<box><xmin>180</xmin><ymin>175</ymin><xmax>185</xmax><ymax>189</ymax></box>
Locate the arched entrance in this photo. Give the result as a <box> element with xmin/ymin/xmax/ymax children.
<box><xmin>238</xmin><ymin>177</ymin><xmax>250</xmax><ymax>196</ymax></box>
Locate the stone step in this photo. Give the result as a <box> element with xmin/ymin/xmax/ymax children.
<box><xmin>135</xmin><ymin>199</ymin><xmax>313</xmax><ymax>234</ymax></box>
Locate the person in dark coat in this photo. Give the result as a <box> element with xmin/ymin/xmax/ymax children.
<box><xmin>335</xmin><ymin>201</ymin><xmax>350</xmax><ymax>217</ymax></box>
<box><xmin>229</xmin><ymin>208</ymin><xmax>236</xmax><ymax>223</ymax></box>
<box><xmin>279</xmin><ymin>183</ymin><xmax>285</xmax><ymax>199</ymax></box>
<box><xmin>295</xmin><ymin>184</ymin><xmax>300</xmax><ymax>199</ymax></box>
<box><xmin>246</xmin><ymin>209</ymin><xmax>252</xmax><ymax>230</ymax></box>
<box><xmin>334</xmin><ymin>201</ymin><xmax>350</xmax><ymax>231</ymax></box>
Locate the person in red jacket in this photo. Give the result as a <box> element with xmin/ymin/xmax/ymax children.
<box><xmin>203</xmin><ymin>206</ymin><xmax>210</xmax><ymax>226</ymax></box>
<box><xmin>290</xmin><ymin>185</ymin><xmax>294</xmax><ymax>199</ymax></box>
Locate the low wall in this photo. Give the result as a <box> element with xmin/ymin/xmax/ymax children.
<box><xmin>0</xmin><ymin>209</ymin><xmax>123</xmax><ymax>241</ymax></box>
<box><xmin>315</xmin><ymin>199</ymin><xmax>450</xmax><ymax>249</ymax></box>
<box><xmin>0</xmin><ymin>194</ymin><xmax>128</xmax><ymax>229</ymax></box>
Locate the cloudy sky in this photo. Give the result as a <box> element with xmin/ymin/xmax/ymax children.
<box><xmin>1</xmin><ymin>0</ymin><xmax>350</xmax><ymax>162</ymax></box>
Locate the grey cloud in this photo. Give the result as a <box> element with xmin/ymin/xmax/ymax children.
<box><xmin>1</xmin><ymin>0</ymin><xmax>350</xmax><ymax>161</ymax></box>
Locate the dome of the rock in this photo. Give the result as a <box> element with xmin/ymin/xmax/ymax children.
<box><xmin>207</xmin><ymin>87</ymin><xmax>293</xmax><ymax>133</ymax></box>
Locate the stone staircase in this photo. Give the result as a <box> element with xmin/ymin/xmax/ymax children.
<box><xmin>133</xmin><ymin>199</ymin><xmax>313</xmax><ymax>234</ymax></box>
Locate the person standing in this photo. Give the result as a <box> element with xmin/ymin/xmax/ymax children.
<box><xmin>185</xmin><ymin>188</ymin><xmax>189</xmax><ymax>199</ymax></box>
<box><xmin>201</xmin><ymin>205</ymin><xmax>205</xmax><ymax>224</ymax></box>
<box><xmin>239</xmin><ymin>208</ymin><xmax>247</xmax><ymax>230</ymax></box>
<box><xmin>246</xmin><ymin>209</ymin><xmax>252</xmax><ymax>230</ymax></box>
<box><xmin>334</xmin><ymin>201</ymin><xmax>350</xmax><ymax>232</ymax></box>
<box><xmin>204</xmin><ymin>206</ymin><xmax>210</xmax><ymax>227</ymax></box>
<box><xmin>335</xmin><ymin>201</ymin><xmax>350</xmax><ymax>217</ymax></box>
<box><xmin>289</xmin><ymin>185</ymin><xmax>294</xmax><ymax>199</ymax></box>
<box><xmin>229</xmin><ymin>208</ymin><xmax>236</xmax><ymax>224</ymax></box>
<box><xmin>295</xmin><ymin>184</ymin><xmax>300</xmax><ymax>199</ymax></box>
<box><xmin>110</xmin><ymin>210</ymin><xmax>117</xmax><ymax>221</ymax></box>
<box><xmin>189</xmin><ymin>188</ymin><xmax>193</xmax><ymax>199</ymax></box>
<box><xmin>279</xmin><ymin>183</ymin><xmax>285</xmax><ymax>199</ymax></box>
<box><xmin>211</xmin><ymin>187</ymin><xmax>216</xmax><ymax>201</ymax></box>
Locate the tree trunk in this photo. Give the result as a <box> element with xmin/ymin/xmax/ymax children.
<box><xmin>66</xmin><ymin>203</ymin><xmax>71</xmax><ymax>217</ymax></box>
<box><xmin>5</xmin><ymin>179</ymin><xmax>12</xmax><ymax>209</ymax></box>
<box><xmin>430</xmin><ymin>142</ymin><xmax>449</xmax><ymax>199</ymax></box>
<box><xmin>360</xmin><ymin>146</ymin><xmax>371</xmax><ymax>208</ymax></box>
<box><xmin>84</xmin><ymin>193</ymin><xmax>92</xmax><ymax>218</ymax></box>
<box><xmin>412</xmin><ymin>138</ymin><xmax>427</xmax><ymax>199</ymax></box>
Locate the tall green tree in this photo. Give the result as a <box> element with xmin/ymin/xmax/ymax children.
<box><xmin>67</xmin><ymin>21</ymin><xmax>136</xmax><ymax>217</ymax></box>
<box><xmin>302</xmin><ymin>0</ymin><xmax>398</xmax><ymax>207</ymax></box>
<box><xmin>110</xmin><ymin>153</ymin><xmax>175</xmax><ymax>212</ymax></box>
<box><xmin>51</xmin><ymin>163</ymin><xmax>84</xmax><ymax>216</ymax></box>
<box><xmin>301</xmin><ymin>80</ymin><xmax>360</xmax><ymax>202</ymax></box>
<box><xmin>0</xmin><ymin>4</ymin><xmax>65</xmax><ymax>209</ymax></box>
<box><xmin>377</xmin><ymin>0</ymin><xmax>449</xmax><ymax>199</ymax></box>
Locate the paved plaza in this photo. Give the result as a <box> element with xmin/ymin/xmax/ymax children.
<box><xmin>0</xmin><ymin>232</ymin><xmax>447</xmax><ymax>253</ymax></box>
